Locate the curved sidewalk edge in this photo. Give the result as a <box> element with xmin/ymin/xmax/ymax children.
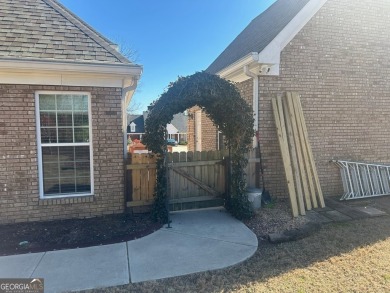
<box><xmin>128</xmin><ymin>207</ymin><xmax>258</xmax><ymax>283</ymax></box>
<box><xmin>0</xmin><ymin>207</ymin><xmax>258</xmax><ymax>292</ymax></box>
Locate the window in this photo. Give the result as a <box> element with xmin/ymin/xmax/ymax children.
<box><xmin>36</xmin><ymin>92</ymin><xmax>93</xmax><ymax>198</ymax></box>
<box><xmin>130</xmin><ymin>122</ymin><xmax>136</xmax><ymax>133</ymax></box>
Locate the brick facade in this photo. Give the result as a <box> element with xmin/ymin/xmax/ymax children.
<box><xmin>186</xmin><ymin>80</ymin><xmax>255</xmax><ymax>152</ymax></box>
<box><xmin>201</xmin><ymin>0</ymin><xmax>390</xmax><ymax>199</ymax></box>
<box><xmin>0</xmin><ymin>84</ymin><xmax>125</xmax><ymax>223</ymax></box>
<box><xmin>187</xmin><ymin>106</ymin><xmax>219</xmax><ymax>152</ymax></box>
<box><xmin>249</xmin><ymin>0</ymin><xmax>390</xmax><ymax>198</ymax></box>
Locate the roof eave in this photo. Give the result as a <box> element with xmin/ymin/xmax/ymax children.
<box><xmin>0</xmin><ymin>58</ymin><xmax>142</xmax><ymax>76</ymax></box>
<box><xmin>216</xmin><ymin>51</ymin><xmax>279</xmax><ymax>83</ymax></box>
<box><xmin>215</xmin><ymin>0</ymin><xmax>329</xmax><ymax>83</ymax></box>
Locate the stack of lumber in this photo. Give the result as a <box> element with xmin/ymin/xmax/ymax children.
<box><xmin>272</xmin><ymin>92</ymin><xmax>325</xmax><ymax>217</ymax></box>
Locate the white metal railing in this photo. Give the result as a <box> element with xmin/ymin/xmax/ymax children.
<box><xmin>332</xmin><ymin>160</ymin><xmax>390</xmax><ymax>200</ymax></box>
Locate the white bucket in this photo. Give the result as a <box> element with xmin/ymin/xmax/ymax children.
<box><xmin>246</xmin><ymin>188</ymin><xmax>262</xmax><ymax>210</ymax></box>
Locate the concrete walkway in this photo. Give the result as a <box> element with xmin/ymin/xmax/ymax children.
<box><xmin>305</xmin><ymin>197</ymin><xmax>388</xmax><ymax>224</ymax></box>
<box><xmin>0</xmin><ymin>208</ymin><xmax>258</xmax><ymax>293</ymax></box>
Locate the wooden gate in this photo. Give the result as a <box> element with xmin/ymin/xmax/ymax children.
<box><xmin>126</xmin><ymin>150</ymin><xmax>227</xmax><ymax>210</ymax></box>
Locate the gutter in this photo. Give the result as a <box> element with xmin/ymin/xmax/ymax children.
<box><xmin>244</xmin><ymin>64</ymin><xmax>259</xmax><ymax>148</ymax></box>
<box><xmin>122</xmin><ymin>77</ymin><xmax>140</xmax><ymax>160</ymax></box>
<box><xmin>0</xmin><ymin>57</ymin><xmax>142</xmax><ymax>76</ymax></box>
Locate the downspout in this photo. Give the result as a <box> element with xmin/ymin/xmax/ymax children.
<box><xmin>243</xmin><ymin>65</ymin><xmax>259</xmax><ymax>148</ymax></box>
<box><xmin>122</xmin><ymin>78</ymin><xmax>139</xmax><ymax>160</ymax></box>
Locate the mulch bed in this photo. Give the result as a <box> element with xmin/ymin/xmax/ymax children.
<box><xmin>0</xmin><ymin>213</ymin><xmax>162</xmax><ymax>256</ymax></box>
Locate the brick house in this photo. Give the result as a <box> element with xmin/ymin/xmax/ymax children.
<box><xmin>202</xmin><ymin>0</ymin><xmax>390</xmax><ymax>198</ymax></box>
<box><xmin>0</xmin><ymin>0</ymin><xmax>142</xmax><ymax>223</ymax></box>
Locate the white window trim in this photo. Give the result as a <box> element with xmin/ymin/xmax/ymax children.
<box><xmin>35</xmin><ymin>91</ymin><xmax>94</xmax><ymax>199</ymax></box>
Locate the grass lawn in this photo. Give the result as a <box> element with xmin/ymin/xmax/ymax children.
<box><xmin>80</xmin><ymin>214</ymin><xmax>390</xmax><ymax>293</ymax></box>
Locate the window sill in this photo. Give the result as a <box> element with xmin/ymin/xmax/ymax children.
<box><xmin>38</xmin><ymin>195</ymin><xmax>94</xmax><ymax>206</ymax></box>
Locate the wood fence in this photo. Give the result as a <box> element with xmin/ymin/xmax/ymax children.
<box><xmin>126</xmin><ymin>150</ymin><xmax>228</xmax><ymax>209</ymax></box>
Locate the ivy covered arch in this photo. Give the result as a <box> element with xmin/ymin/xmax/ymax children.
<box><xmin>143</xmin><ymin>71</ymin><xmax>254</xmax><ymax>222</ymax></box>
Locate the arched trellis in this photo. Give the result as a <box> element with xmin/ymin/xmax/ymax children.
<box><xmin>143</xmin><ymin>71</ymin><xmax>254</xmax><ymax>222</ymax></box>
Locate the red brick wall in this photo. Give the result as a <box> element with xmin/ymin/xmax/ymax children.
<box><xmin>249</xmin><ymin>0</ymin><xmax>390</xmax><ymax>198</ymax></box>
<box><xmin>187</xmin><ymin>81</ymin><xmax>255</xmax><ymax>152</ymax></box>
<box><xmin>0</xmin><ymin>84</ymin><xmax>125</xmax><ymax>223</ymax></box>
<box><xmin>187</xmin><ymin>106</ymin><xmax>219</xmax><ymax>151</ymax></box>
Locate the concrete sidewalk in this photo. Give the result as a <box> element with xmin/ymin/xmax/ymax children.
<box><xmin>0</xmin><ymin>208</ymin><xmax>258</xmax><ymax>293</ymax></box>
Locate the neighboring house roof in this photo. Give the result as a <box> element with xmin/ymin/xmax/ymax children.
<box><xmin>0</xmin><ymin>0</ymin><xmax>131</xmax><ymax>65</ymax></box>
<box><xmin>127</xmin><ymin>114</ymin><xmax>145</xmax><ymax>133</ymax></box>
<box><xmin>171</xmin><ymin>113</ymin><xmax>188</xmax><ymax>133</ymax></box>
<box><xmin>127</xmin><ymin>112</ymin><xmax>188</xmax><ymax>134</ymax></box>
<box><xmin>207</xmin><ymin>0</ymin><xmax>310</xmax><ymax>74</ymax></box>
<box><xmin>166</xmin><ymin>124</ymin><xmax>179</xmax><ymax>135</ymax></box>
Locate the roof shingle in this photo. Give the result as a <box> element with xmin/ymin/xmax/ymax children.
<box><xmin>0</xmin><ymin>0</ymin><xmax>132</xmax><ymax>64</ymax></box>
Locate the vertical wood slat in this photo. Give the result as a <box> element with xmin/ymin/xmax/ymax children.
<box><xmin>179</xmin><ymin>152</ymin><xmax>188</xmax><ymax>197</ymax></box>
<box><xmin>186</xmin><ymin>151</ymin><xmax>195</xmax><ymax>197</ymax></box>
<box><xmin>292</xmin><ymin>93</ymin><xmax>325</xmax><ymax>208</ymax></box>
<box><xmin>272</xmin><ymin>97</ymin><xmax>299</xmax><ymax>217</ymax></box>
<box><xmin>140</xmin><ymin>154</ymin><xmax>149</xmax><ymax>201</ymax></box>
<box><xmin>131</xmin><ymin>154</ymin><xmax>142</xmax><ymax>202</ymax></box>
<box><xmin>283</xmin><ymin>96</ymin><xmax>306</xmax><ymax>215</ymax></box>
<box><xmin>147</xmin><ymin>154</ymin><xmax>157</xmax><ymax>200</ymax></box>
<box><xmin>286</xmin><ymin>93</ymin><xmax>312</xmax><ymax>210</ymax></box>
<box><xmin>194</xmin><ymin>151</ymin><xmax>202</xmax><ymax>197</ymax></box>
<box><xmin>289</xmin><ymin>93</ymin><xmax>317</xmax><ymax>209</ymax></box>
<box><xmin>172</xmin><ymin>152</ymin><xmax>180</xmax><ymax>199</ymax></box>
<box><xmin>201</xmin><ymin>151</ymin><xmax>209</xmax><ymax>189</ymax></box>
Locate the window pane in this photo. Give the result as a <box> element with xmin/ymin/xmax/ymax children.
<box><xmin>60</xmin><ymin>177</ymin><xmax>76</xmax><ymax>193</ymax></box>
<box><xmin>43</xmin><ymin>162</ymin><xmax>59</xmax><ymax>178</ymax></box>
<box><xmin>76</xmin><ymin>162</ymin><xmax>90</xmax><ymax>177</ymax></box>
<box><xmin>74</xmin><ymin>113</ymin><xmax>89</xmax><ymax>126</ymax></box>
<box><xmin>75</xmin><ymin>146</ymin><xmax>90</xmax><ymax>162</ymax></box>
<box><xmin>40</xmin><ymin>112</ymin><xmax>56</xmax><ymax>127</ymax></box>
<box><xmin>44</xmin><ymin>178</ymin><xmax>60</xmax><ymax>195</ymax></box>
<box><xmin>58</xmin><ymin>128</ymin><xmax>73</xmax><ymax>143</ymax></box>
<box><xmin>59</xmin><ymin>146</ymin><xmax>74</xmax><ymax>161</ymax></box>
<box><xmin>42</xmin><ymin>147</ymin><xmax>58</xmax><ymax>162</ymax></box>
<box><xmin>60</xmin><ymin>161</ymin><xmax>75</xmax><ymax>178</ymax></box>
<box><xmin>41</xmin><ymin>128</ymin><xmax>57</xmax><ymax>143</ymax></box>
<box><xmin>39</xmin><ymin>95</ymin><xmax>56</xmax><ymax>110</ymax></box>
<box><xmin>74</xmin><ymin>127</ymin><xmax>89</xmax><ymax>143</ymax></box>
<box><xmin>73</xmin><ymin>95</ymin><xmax>88</xmax><ymax>111</ymax></box>
<box><xmin>57</xmin><ymin>95</ymin><xmax>73</xmax><ymax>110</ymax></box>
<box><xmin>57</xmin><ymin>113</ymin><xmax>73</xmax><ymax>127</ymax></box>
<box><xmin>76</xmin><ymin>176</ymin><xmax>91</xmax><ymax>193</ymax></box>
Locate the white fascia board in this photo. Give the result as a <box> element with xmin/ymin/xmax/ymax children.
<box><xmin>0</xmin><ymin>58</ymin><xmax>142</xmax><ymax>88</ymax></box>
<box><xmin>0</xmin><ymin>58</ymin><xmax>142</xmax><ymax>75</ymax></box>
<box><xmin>217</xmin><ymin>0</ymin><xmax>328</xmax><ymax>82</ymax></box>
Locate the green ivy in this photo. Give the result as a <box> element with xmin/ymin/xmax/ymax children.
<box><xmin>143</xmin><ymin>71</ymin><xmax>254</xmax><ymax>222</ymax></box>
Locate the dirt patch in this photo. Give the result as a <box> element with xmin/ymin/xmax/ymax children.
<box><xmin>244</xmin><ymin>198</ymin><xmax>310</xmax><ymax>241</ymax></box>
<box><xmin>0</xmin><ymin>213</ymin><xmax>161</xmax><ymax>256</ymax></box>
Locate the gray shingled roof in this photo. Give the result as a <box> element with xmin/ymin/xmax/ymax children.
<box><xmin>127</xmin><ymin>112</ymin><xmax>188</xmax><ymax>134</ymax></box>
<box><xmin>0</xmin><ymin>0</ymin><xmax>131</xmax><ymax>64</ymax></box>
<box><xmin>171</xmin><ymin>113</ymin><xmax>188</xmax><ymax>133</ymax></box>
<box><xmin>207</xmin><ymin>0</ymin><xmax>310</xmax><ymax>74</ymax></box>
<box><xmin>127</xmin><ymin>114</ymin><xmax>145</xmax><ymax>133</ymax></box>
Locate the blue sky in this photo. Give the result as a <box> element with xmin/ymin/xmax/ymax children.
<box><xmin>60</xmin><ymin>0</ymin><xmax>277</xmax><ymax>112</ymax></box>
